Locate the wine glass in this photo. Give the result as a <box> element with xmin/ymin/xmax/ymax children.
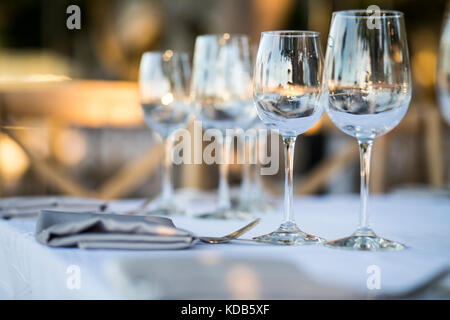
<box><xmin>191</xmin><ymin>33</ymin><xmax>256</xmax><ymax>219</ymax></box>
<box><xmin>237</xmin><ymin>43</ymin><xmax>274</xmax><ymax>213</ymax></box>
<box><xmin>139</xmin><ymin>50</ymin><xmax>191</xmax><ymax>214</ymax></box>
<box><xmin>236</xmin><ymin>117</ymin><xmax>258</xmax><ymax>211</ymax></box>
<box><xmin>237</xmin><ymin>119</ymin><xmax>276</xmax><ymax>213</ymax></box>
<box><xmin>322</xmin><ymin>10</ymin><xmax>411</xmax><ymax>250</ymax></box>
<box><xmin>252</xmin><ymin>31</ymin><xmax>325</xmax><ymax>245</ymax></box>
<box><xmin>437</xmin><ymin>7</ymin><xmax>450</xmax><ymax>125</ymax></box>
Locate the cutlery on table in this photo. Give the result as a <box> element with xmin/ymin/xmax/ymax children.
<box><xmin>198</xmin><ymin>218</ymin><xmax>260</xmax><ymax>244</ymax></box>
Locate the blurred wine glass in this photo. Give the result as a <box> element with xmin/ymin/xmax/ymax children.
<box><xmin>237</xmin><ymin>118</ymin><xmax>276</xmax><ymax>213</ymax></box>
<box><xmin>323</xmin><ymin>10</ymin><xmax>411</xmax><ymax>250</ymax></box>
<box><xmin>191</xmin><ymin>34</ymin><xmax>256</xmax><ymax>219</ymax></box>
<box><xmin>139</xmin><ymin>51</ymin><xmax>191</xmax><ymax>214</ymax></box>
<box><xmin>437</xmin><ymin>7</ymin><xmax>450</xmax><ymax>124</ymax></box>
<box><xmin>252</xmin><ymin>31</ymin><xmax>325</xmax><ymax>245</ymax></box>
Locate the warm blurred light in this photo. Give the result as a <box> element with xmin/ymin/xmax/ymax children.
<box><xmin>116</xmin><ymin>1</ymin><xmax>161</xmax><ymax>51</ymax></box>
<box><xmin>0</xmin><ymin>51</ymin><xmax>73</xmax><ymax>87</ymax></box>
<box><xmin>163</xmin><ymin>50</ymin><xmax>173</xmax><ymax>62</ymax></box>
<box><xmin>393</xmin><ymin>49</ymin><xmax>403</xmax><ymax>64</ymax></box>
<box><xmin>1</xmin><ymin>81</ymin><xmax>143</xmax><ymax>128</ymax></box>
<box><xmin>0</xmin><ymin>74</ymin><xmax>71</xmax><ymax>83</ymax></box>
<box><xmin>161</xmin><ymin>92</ymin><xmax>174</xmax><ymax>106</ymax></box>
<box><xmin>230</xmin><ymin>147</ymin><xmax>240</xmax><ymax>173</ymax></box>
<box><xmin>53</xmin><ymin>129</ymin><xmax>87</xmax><ymax>166</ymax></box>
<box><xmin>198</xmin><ymin>250</ymin><xmax>222</xmax><ymax>266</ymax></box>
<box><xmin>252</xmin><ymin>0</ymin><xmax>294</xmax><ymax>39</ymax></box>
<box><xmin>413</xmin><ymin>50</ymin><xmax>437</xmax><ymax>87</ymax></box>
<box><xmin>278</xmin><ymin>84</ymin><xmax>319</xmax><ymax>96</ymax></box>
<box><xmin>153</xmin><ymin>225</ymin><xmax>178</xmax><ymax>236</ymax></box>
<box><xmin>305</xmin><ymin>116</ymin><xmax>322</xmax><ymax>135</ymax></box>
<box><xmin>0</xmin><ymin>133</ymin><xmax>29</xmax><ymax>182</ymax></box>
<box><xmin>225</xmin><ymin>264</ymin><xmax>261</xmax><ymax>299</ymax></box>
<box><xmin>18</xmin><ymin>124</ymin><xmax>51</xmax><ymax>158</ymax></box>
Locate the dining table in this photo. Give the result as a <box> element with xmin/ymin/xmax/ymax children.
<box><xmin>0</xmin><ymin>189</ymin><xmax>449</xmax><ymax>299</ymax></box>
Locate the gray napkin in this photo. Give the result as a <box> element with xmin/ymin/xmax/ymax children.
<box><xmin>0</xmin><ymin>196</ymin><xmax>107</xmax><ymax>219</ymax></box>
<box><xmin>35</xmin><ymin>210</ymin><xmax>197</xmax><ymax>250</ymax></box>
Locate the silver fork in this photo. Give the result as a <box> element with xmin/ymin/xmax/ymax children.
<box><xmin>198</xmin><ymin>218</ymin><xmax>260</xmax><ymax>244</ymax></box>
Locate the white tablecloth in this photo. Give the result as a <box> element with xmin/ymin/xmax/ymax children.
<box><xmin>0</xmin><ymin>191</ymin><xmax>449</xmax><ymax>299</ymax></box>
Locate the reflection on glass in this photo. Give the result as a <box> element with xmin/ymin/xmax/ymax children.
<box><xmin>323</xmin><ymin>10</ymin><xmax>411</xmax><ymax>250</ymax></box>
<box><xmin>252</xmin><ymin>31</ymin><xmax>325</xmax><ymax>245</ymax></box>
<box><xmin>139</xmin><ymin>51</ymin><xmax>191</xmax><ymax>214</ymax></box>
<box><xmin>237</xmin><ymin>120</ymin><xmax>275</xmax><ymax>213</ymax></box>
<box><xmin>191</xmin><ymin>34</ymin><xmax>256</xmax><ymax>218</ymax></box>
<box><xmin>437</xmin><ymin>8</ymin><xmax>450</xmax><ymax>124</ymax></box>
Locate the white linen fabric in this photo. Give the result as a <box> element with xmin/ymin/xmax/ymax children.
<box><xmin>0</xmin><ymin>190</ymin><xmax>449</xmax><ymax>299</ymax></box>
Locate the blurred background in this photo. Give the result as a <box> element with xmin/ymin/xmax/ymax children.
<box><xmin>0</xmin><ymin>0</ymin><xmax>448</xmax><ymax>199</ymax></box>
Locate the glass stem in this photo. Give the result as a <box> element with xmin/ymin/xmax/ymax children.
<box><xmin>357</xmin><ymin>139</ymin><xmax>373</xmax><ymax>232</ymax></box>
<box><xmin>252</xmin><ymin>162</ymin><xmax>263</xmax><ymax>195</ymax></box>
<box><xmin>239</xmin><ymin>135</ymin><xmax>254</xmax><ymax>204</ymax></box>
<box><xmin>161</xmin><ymin>135</ymin><xmax>174</xmax><ymax>205</ymax></box>
<box><xmin>240</xmin><ymin>163</ymin><xmax>251</xmax><ymax>202</ymax></box>
<box><xmin>253</xmin><ymin>134</ymin><xmax>265</xmax><ymax>198</ymax></box>
<box><xmin>282</xmin><ymin>136</ymin><xmax>297</xmax><ymax>228</ymax></box>
<box><xmin>218</xmin><ymin>134</ymin><xmax>232</xmax><ymax>211</ymax></box>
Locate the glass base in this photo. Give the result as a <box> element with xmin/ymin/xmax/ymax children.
<box><xmin>233</xmin><ymin>193</ymin><xmax>276</xmax><ymax>214</ymax></box>
<box><xmin>196</xmin><ymin>209</ymin><xmax>253</xmax><ymax>220</ymax></box>
<box><xmin>324</xmin><ymin>228</ymin><xmax>405</xmax><ymax>251</ymax></box>
<box><xmin>143</xmin><ymin>198</ymin><xmax>185</xmax><ymax>216</ymax></box>
<box><xmin>143</xmin><ymin>207</ymin><xmax>183</xmax><ymax>216</ymax></box>
<box><xmin>235</xmin><ymin>200</ymin><xmax>277</xmax><ymax>215</ymax></box>
<box><xmin>253</xmin><ymin>222</ymin><xmax>325</xmax><ymax>245</ymax></box>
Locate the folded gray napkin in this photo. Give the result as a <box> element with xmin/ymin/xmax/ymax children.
<box><xmin>35</xmin><ymin>210</ymin><xmax>197</xmax><ymax>250</ymax></box>
<box><xmin>0</xmin><ymin>196</ymin><xmax>107</xmax><ymax>219</ymax></box>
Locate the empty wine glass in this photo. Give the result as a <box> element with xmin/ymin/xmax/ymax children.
<box><xmin>191</xmin><ymin>34</ymin><xmax>256</xmax><ymax>219</ymax></box>
<box><xmin>437</xmin><ymin>7</ymin><xmax>450</xmax><ymax>125</ymax></box>
<box><xmin>323</xmin><ymin>10</ymin><xmax>412</xmax><ymax>250</ymax></box>
<box><xmin>139</xmin><ymin>51</ymin><xmax>191</xmax><ymax>214</ymax></box>
<box><xmin>252</xmin><ymin>31</ymin><xmax>325</xmax><ymax>245</ymax></box>
<box><xmin>237</xmin><ymin>119</ymin><xmax>276</xmax><ymax>213</ymax></box>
